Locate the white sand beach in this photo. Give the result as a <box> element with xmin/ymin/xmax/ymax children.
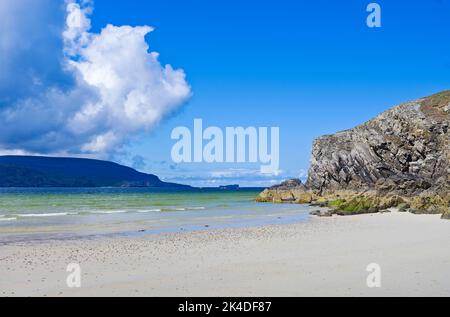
<box><xmin>1</xmin><ymin>211</ymin><xmax>449</xmax><ymax>297</ymax></box>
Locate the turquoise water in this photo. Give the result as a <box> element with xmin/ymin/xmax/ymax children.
<box><xmin>0</xmin><ymin>188</ymin><xmax>312</xmax><ymax>243</ymax></box>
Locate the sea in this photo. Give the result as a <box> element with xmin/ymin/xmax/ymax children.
<box><xmin>0</xmin><ymin>188</ymin><xmax>313</xmax><ymax>243</ymax></box>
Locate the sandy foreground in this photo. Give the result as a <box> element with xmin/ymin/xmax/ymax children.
<box><xmin>0</xmin><ymin>211</ymin><xmax>449</xmax><ymax>297</ymax></box>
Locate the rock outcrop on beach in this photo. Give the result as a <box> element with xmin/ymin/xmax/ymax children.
<box><xmin>257</xmin><ymin>91</ymin><xmax>450</xmax><ymax>218</ymax></box>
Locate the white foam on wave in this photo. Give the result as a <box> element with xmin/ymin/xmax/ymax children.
<box><xmin>0</xmin><ymin>217</ymin><xmax>16</xmax><ymax>222</ymax></box>
<box><xmin>135</xmin><ymin>209</ymin><xmax>162</xmax><ymax>213</ymax></box>
<box><xmin>159</xmin><ymin>206</ymin><xmax>206</xmax><ymax>212</ymax></box>
<box><xmin>18</xmin><ymin>212</ymin><xmax>72</xmax><ymax>218</ymax></box>
<box><xmin>16</xmin><ymin>212</ymin><xmax>74</xmax><ymax>218</ymax></box>
<box><xmin>5</xmin><ymin>206</ymin><xmax>208</xmax><ymax>219</ymax></box>
<box><xmin>93</xmin><ymin>210</ymin><xmax>130</xmax><ymax>214</ymax></box>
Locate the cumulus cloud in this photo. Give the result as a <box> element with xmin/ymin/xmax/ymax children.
<box><xmin>0</xmin><ymin>0</ymin><xmax>73</xmax><ymax>106</ymax></box>
<box><xmin>0</xmin><ymin>0</ymin><xmax>191</xmax><ymax>156</ymax></box>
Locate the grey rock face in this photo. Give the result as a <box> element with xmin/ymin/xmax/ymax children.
<box><xmin>306</xmin><ymin>91</ymin><xmax>449</xmax><ymax>198</ymax></box>
<box><xmin>271</xmin><ymin>179</ymin><xmax>306</xmax><ymax>190</ymax></box>
<box><xmin>257</xmin><ymin>91</ymin><xmax>449</xmax><ymax>216</ymax></box>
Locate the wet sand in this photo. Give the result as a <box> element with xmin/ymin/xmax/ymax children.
<box><xmin>1</xmin><ymin>211</ymin><xmax>449</xmax><ymax>297</ymax></box>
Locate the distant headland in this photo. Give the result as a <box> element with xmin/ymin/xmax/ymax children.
<box><xmin>0</xmin><ymin>156</ymin><xmax>191</xmax><ymax>188</ymax></box>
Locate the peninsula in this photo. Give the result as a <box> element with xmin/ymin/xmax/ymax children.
<box><xmin>0</xmin><ymin>156</ymin><xmax>190</xmax><ymax>188</ymax></box>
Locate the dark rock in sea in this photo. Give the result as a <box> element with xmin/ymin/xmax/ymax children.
<box><xmin>257</xmin><ymin>90</ymin><xmax>450</xmax><ymax>219</ymax></box>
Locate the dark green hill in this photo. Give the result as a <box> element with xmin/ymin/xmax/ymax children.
<box><xmin>0</xmin><ymin>156</ymin><xmax>190</xmax><ymax>188</ymax></box>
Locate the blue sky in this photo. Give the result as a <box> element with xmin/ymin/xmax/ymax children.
<box><xmin>1</xmin><ymin>0</ymin><xmax>450</xmax><ymax>186</ymax></box>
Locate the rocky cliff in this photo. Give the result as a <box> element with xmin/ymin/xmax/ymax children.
<box><xmin>257</xmin><ymin>91</ymin><xmax>450</xmax><ymax>218</ymax></box>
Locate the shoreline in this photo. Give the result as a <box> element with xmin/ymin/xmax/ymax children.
<box><xmin>1</xmin><ymin>211</ymin><xmax>449</xmax><ymax>297</ymax></box>
<box><xmin>0</xmin><ymin>199</ymin><xmax>314</xmax><ymax>245</ymax></box>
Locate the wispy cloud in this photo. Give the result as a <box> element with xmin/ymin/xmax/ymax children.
<box><xmin>159</xmin><ymin>167</ymin><xmax>308</xmax><ymax>187</ymax></box>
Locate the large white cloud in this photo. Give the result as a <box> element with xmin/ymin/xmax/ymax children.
<box><xmin>0</xmin><ymin>0</ymin><xmax>191</xmax><ymax>155</ymax></box>
<box><xmin>0</xmin><ymin>0</ymin><xmax>73</xmax><ymax>106</ymax></box>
